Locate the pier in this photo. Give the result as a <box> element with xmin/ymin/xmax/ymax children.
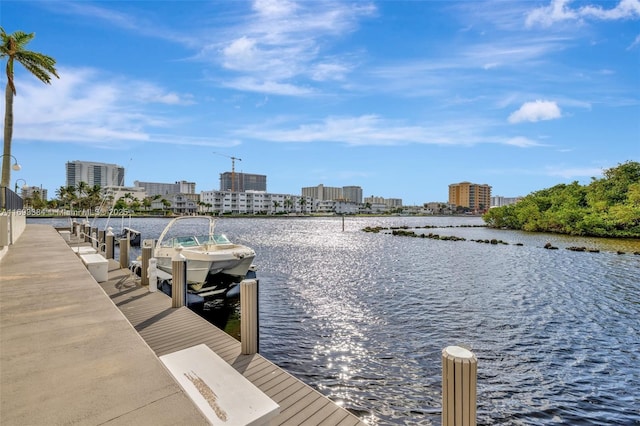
<box><xmin>0</xmin><ymin>223</ymin><xmax>366</xmax><ymax>425</ymax></box>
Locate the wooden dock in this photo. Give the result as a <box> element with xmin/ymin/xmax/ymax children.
<box><xmin>0</xmin><ymin>224</ymin><xmax>366</xmax><ymax>425</ymax></box>
<box><xmin>100</xmin><ymin>249</ymin><xmax>366</xmax><ymax>425</ymax></box>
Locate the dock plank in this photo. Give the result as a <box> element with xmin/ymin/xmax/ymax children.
<box><xmin>99</xmin><ymin>259</ymin><xmax>366</xmax><ymax>426</ymax></box>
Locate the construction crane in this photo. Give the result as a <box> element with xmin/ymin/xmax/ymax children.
<box><xmin>213</xmin><ymin>152</ymin><xmax>242</xmax><ymax>192</ymax></box>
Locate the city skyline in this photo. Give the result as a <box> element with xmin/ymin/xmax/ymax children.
<box><xmin>3</xmin><ymin>1</ymin><xmax>639</xmax><ymax>205</ymax></box>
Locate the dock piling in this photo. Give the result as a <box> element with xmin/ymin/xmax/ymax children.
<box><xmin>141</xmin><ymin>246</ymin><xmax>152</xmax><ymax>287</ymax></box>
<box><xmin>98</xmin><ymin>230</ymin><xmax>105</xmax><ymax>254</ymax></box>
<box><xmin>91</xmin><ymin>227</ymin><xmax>98</xmax><ymax>249</ymax></box>
<box><xmin>106</xmin><ymin>227</ymin><xmax>114</xmax><ymax>259</ymax></box>
<box><xmin>171</xmin><ymin>247</ymin><xmax>187</xmax><ymax>308</ymax></box>
<box><xmin>241</xmin><ymin>279</ymin><xmax>259</xmax><ymax>355</ymax></box>
<box><xmin>147</xmin><ymin>258</ymin><xmax>158</xmax><ymax>292</ymax></box>
<box><xmin>118</xmin><ymin>238</ymin><xmax>128</xmax><ymax>269</ymax></box>
<box><xmin>442</xmin><ymin>345</ymin><xmax>477</xmax><ymax>426</ymax></box>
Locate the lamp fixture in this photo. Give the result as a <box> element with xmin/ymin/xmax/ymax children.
<box><xmin>1</xmin><ymin>154</ymin><xmax>21</xmax><ymax>171</ymax></box>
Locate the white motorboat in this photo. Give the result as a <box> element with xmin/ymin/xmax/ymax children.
<box><xmin>154</xmin><ymin>216</ymin><xmax>255</xmax><ymax>290</ymax></box>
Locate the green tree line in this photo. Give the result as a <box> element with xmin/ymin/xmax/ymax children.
<box><xmin>483</xmin><ymin>161</ymin><xmax>640</xmax><ymax>238</ymax></box>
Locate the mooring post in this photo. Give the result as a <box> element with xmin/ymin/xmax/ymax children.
<box><xmin>171</xmin><ymin>246</ymin><xmax>187</xmax><ymax>308</ymax></box>
<box><xmin>119</xmin><ymin>238</ymin><xmax>129</xmax><ymax>269</ymax></box>
<box><xmin>147</xmin><ymin>258</ymin><xmax>158</xmax><ymax>293</ymax></box>
<box><xmin>141</xmin><ymin>245</ymin><xmax>152</xmax><ymax>287</ymax></box>
<box><xmin>98</xmin><ymin>230</ymin><xmax>105</xmax><ymax>254</ymax></box>
<box><xmin>91</xmin><ymin>227</ymin><xmax>98</xmax><ymax>249</ymax></box>
<box><xmin>106</xmin><ymin>227</ymin><xmax>114</xmax><ymax>259</ymax></box>
<box><xmin>241</xmin><ymin>279</ymin><xmax>259</xmax><ymax>355</ymax></box>
<box><xmin>442</xmin><ymin>346</ymin><xmax>477</xmax><ymax>426</ymax></box>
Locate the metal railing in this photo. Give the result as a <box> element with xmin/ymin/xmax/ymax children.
<box><xmin>1</xmin><ymin>186</ymin><xmax>23</xmax><ymax>210</ymax></box>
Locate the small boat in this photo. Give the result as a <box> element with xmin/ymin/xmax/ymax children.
<box><xmin>154</xmin><ymin>216</ymin><xmax>255</xmax><ymax>291</ymax></box>
<box><xmin>118</xmin><ymin>227</ymin><xmax>141</xmax><ymax>247</ymax></box>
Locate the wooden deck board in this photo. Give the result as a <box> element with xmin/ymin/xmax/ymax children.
<box><xmin>99</xmin><ymin>262</ymin><xmax>365</xmax><ymax>425</ymax></box>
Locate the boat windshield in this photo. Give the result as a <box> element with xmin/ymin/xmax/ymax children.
<box><xmin>159</xmin><ymin>234</ymin><xmax>233</xmax><ymax>248</ymax></box>
<box><xmin>196</xmin><ymin>234</ymin><xmax>232</xmax><ymax>245</ymax></box>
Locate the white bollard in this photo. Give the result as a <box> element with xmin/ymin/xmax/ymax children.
<box><xmin>106</xmin><ymin>227</ymin><xmax>114</xmax><ymax>259</ymax></box>
<box><xmin>147</xmin><ymin>258</ymin><xmax>158</xmax><ymax>292</ymax></box>
<box><xmin>241</xmin><ymin>279</ymin><xmax>259</xmax><ymax>355</ymax></box>
<box><xmin>442</xmin><ymin>346</ymin><xmax>477</xmax><ymax>426</ymax></box>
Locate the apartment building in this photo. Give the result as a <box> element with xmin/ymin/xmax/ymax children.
<box><xmin>134</xmin><ymin>180</ymin><xmax>196</xmax><ymax>197</ymax></box>
<box><xmin>448</xmin><ymin>182</ymin><xmax>492</xmax><ymax>212</ymax></box>
<box><xmin>491</xmin><ymin>196</ymin><xmax>522</xmax><ymax>207</ymax></box>
<box><xmin>219</xmin><ymin>172</ymin><xmax>267</xmax><ymax>192</ymax></box>
<box><xmin>66</xmin><ymin>160</ymin><xmax>125</xmax><ymax>187</ymax></box>
<box><xmin>200</xmin><ymin>190</ymin><xmax>309</xmax><ymax>215</ymax></box>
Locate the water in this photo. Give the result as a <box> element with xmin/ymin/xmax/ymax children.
<box><xmin>30</xmin><ymin>216</ymin><xmax>640</xmax><ymax>425</ymax></box>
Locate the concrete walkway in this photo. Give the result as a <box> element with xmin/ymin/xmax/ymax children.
<box><xmin>0</xmin><ymin>224</ymin><xmax>207</xmax><ymax>425</ymax></box>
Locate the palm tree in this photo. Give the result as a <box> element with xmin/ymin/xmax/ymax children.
<box><xmin>284</xmin><ymin>197</ymin><xmax>293</xmax><ymax>213</ymax></box>
<box><xmin>1</xmin><ymin>28</ymin><xmax>58</xmax><ymax>208</ymax></box>
<box><xmin>56</xmin><ymin>185</ymin><xmax>77</xmax><ymax>210</ymax></box>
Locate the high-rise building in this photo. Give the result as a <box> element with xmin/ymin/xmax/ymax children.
<box><xmin>21</xmin><ymin>185</ymin><xmax>48</xmax><ymax>201</ymax></box>
<box><xmin>219</xmin><ymin>172</ymin><xmax>266</xmax><ymax>192</ymax></box>
<box><xmin>448</xmin><ymin>182</ymin><xmax>492</xmax><ymax>212</ymax></box>
<box><xmin>301</xmin><ymin>184</ymin><xmax>361</xmax><ymax>202</ymax></box>
<box><xmin>134</xmin><ymin>180</ymin><xmax>196</xmax><ymax>197</ymax></box>
<box><xmin>66</xmin><ymin>161</ymin><xmax>125</xmax><ymax>187</ymax></box>
<box><xmin>342</xmin><ymin>186</ymin><xmax>363</xmax><ymax>203</ymax></box>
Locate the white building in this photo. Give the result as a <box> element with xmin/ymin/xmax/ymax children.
<box><xmin>200</xmin><ymin>190</ymin><xmax>312</xmax><ymax>215</ymax></box>
<box><xmin>66</xmin><ymin>160</ymin><xmax>125</xmax><ymax>187</ymax></box>
<box><xmin>491</xmin><ymin>196</ymin><xmax>522</xmax><ymax>207</ymax></box>
<box><xmin>134</xmin><ymin>180</ymin><xmax>196</xmax><ymax>197</ymax></box>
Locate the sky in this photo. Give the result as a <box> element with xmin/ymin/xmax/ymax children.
<box><xmin>2</xmin><ymin>0</ymin><xmax>639</xmax><ymax>204</ymax></box>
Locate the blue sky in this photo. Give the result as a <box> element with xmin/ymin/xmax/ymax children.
<box><xmin>2</xmin><ymin>0</ymin><xmax>639</xmax><ymax>204</ymax></box>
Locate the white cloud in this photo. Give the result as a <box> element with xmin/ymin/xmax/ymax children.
<box><xmin>504</xmin><ymin>136</ymin><xmax>544</xmax><ymax>147</ymax></box>
<box><xmin>11</xmin><ymin>67</ymin><xmax>201</xmax><ymax>147</ymax></box>
<box><xmin>236</xmin><ymin>114</ymin><xmax>539</xmax><ymax>148</ymax></box>
<box><xmin>310</xmin><ymin>62</ymin><xmax>351</xmax><ymax>82</ymax></box>
<box><xmin>580</xmin><ymin>0</ymin><xmax>640</xmax><ymax>20</ymax></box>
<box><xmin>215</xmin><ymin>0</ymin><xmax>375</xmax><ymax>95</ymax></box>
<box><xmin>526</xmin><ymin>0</ymin><xmax>640</xmax><ymax>28</ymax></box>
<box><xmin>252</xmin><ymin>0</ymin><xmax>298</xmax><ymax>18</ymax></box>
<box><xmin>544</xmin><ymin>166</ymin><xmax>604</xmax><ymax>179</ymax></box>
<box><xmin>508</xmin><ymin>100</ymin><xmax>562</xmax><ymax>123</ymax></box>
<box><xmin>222</xmin><ymin>77</ymin><xmax>314</xmax><ymax>96</ymax></box>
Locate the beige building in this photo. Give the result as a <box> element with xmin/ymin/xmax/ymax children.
<box><xmin>448</xmin><ymin>182</ymin><xmax>492</xmax><ymax>212</ymax></box>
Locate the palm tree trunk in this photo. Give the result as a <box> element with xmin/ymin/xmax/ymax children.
<box><xmin>1</xmin><ymin>82</ymin><xmax>14</xmax><ymax>209</ymax></box>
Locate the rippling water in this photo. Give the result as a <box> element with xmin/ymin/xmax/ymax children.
<box><xmin>31</xmin><ymin>216</ymin><xmax>640</xmax><ymax>425</ymax></box>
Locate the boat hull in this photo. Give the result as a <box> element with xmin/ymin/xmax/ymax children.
<box><xmin>152</xmin><ymin>215</ymin><xmax>256</xmax><ymax>289</ymax></box>
<box><xmin>154</xmin><ymin>247</ymin><xmax>256</xmax><ymax>287</ymax></box>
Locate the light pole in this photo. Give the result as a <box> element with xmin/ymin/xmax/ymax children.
<box><xmin>15</xmin><ymin>178</ymin><xmax>27</xmax><ymax>194</ymax></box>
<box><xmin>1</xmin><ymin>154</ymin><xmax>22</xmax><ymax>209</ymax></box>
